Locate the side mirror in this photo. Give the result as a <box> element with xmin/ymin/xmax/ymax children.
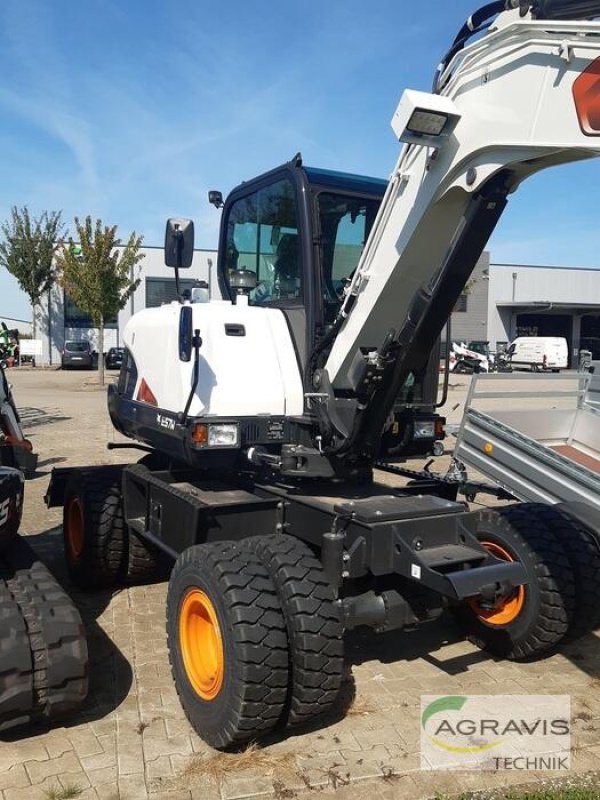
<box><xmin>165</xmin><ymin>218</ymin><xmax>194</xmax><ymax>269</ymax></box>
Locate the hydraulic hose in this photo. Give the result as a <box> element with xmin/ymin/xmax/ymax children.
<box><xmin>434</xmin><ymin>1</ymin><xmax>513</xmax><ymax>91</ymax></box>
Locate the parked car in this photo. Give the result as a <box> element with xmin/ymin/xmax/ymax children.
<box><xmin>105</xmin><ymin>347</ymin><xmax>125</xmax><ymax>370</ymax></box>
<box><xmin>61</xmin><ymin>340</ymin><xmax>94</xmax><ymax>369</ymax></box>
<box><xmin>504</xmin><ymin>336</ymin><xmax>568</xmax><ymax>372</ymax></box>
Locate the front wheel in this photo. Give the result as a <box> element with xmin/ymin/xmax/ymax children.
<box><xmin>167</xmin><ymin>542</ymin><xmax>289</xmax><ymax>750</ymax></box>
<box><xmin>453</xmin><ymin>506</ymin><xmax>575</xmax><ymax>660</ymax></box>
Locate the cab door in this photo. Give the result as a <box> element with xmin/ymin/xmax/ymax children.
<box><xmin>218</xmin><ymin>172</ymin><xmax>312</xmax><ymax>372</ymax></box>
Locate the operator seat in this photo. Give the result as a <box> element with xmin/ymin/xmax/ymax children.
<box><xmin>274</xmin><ymin>234</ymin><xmax>300</xmax><ymax>300</ymax></box>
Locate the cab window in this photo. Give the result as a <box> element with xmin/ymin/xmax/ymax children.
<box><xmin>317</xmin><ymin>193</ymin><xmax>380</xmax><ymax>320</ymax></box>
<box><xmin>224</xmin><ymin>178</ymin><xmax>301</xmax><ymax>305</ymax></box>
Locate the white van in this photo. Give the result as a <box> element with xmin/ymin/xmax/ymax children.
<box><xmin>506</xmin><ymin>336</ymin><xmax>568</xmax><ymax>372</ymax></box>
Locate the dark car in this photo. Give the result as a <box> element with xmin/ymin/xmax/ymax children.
<box><xmin>61</xmin><ymin>340</ymin><xmax>94</xmax><ymax>369</ymax></box>
<box><xmin>105</xmin><ymin>347</ymin><xmax>125</xmax><ymax>370</ymax></box>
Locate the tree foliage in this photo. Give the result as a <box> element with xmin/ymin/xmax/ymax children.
<box><xmin>0</xmin><ymin>206</ymin><xmax>65</xmax><ymax>308</ymax></box>
<box><xmin>56</xmin><ymin>216</ymin><xmax>144</xmax><ymax>326</ymax></box>
<box><xmin>55</xmin><ymin>216</ymin><xmax>145</xmax><ymax>383</ymax></box>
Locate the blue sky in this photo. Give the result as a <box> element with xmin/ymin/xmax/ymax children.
<box><xmin>1</xmin><ymin>0</ymin><xmax>600</xmax><ymax>318</ymax></box>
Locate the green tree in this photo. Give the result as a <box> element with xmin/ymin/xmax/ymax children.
<box><xmin>0</xmin><ymin>206</ymin><xmax>65</xmax><ymax>342</ymax></box>
<box><xmin>55</xmin><ymin>216</ymin><xmax>144</xmax><ymax>385</ymax></box>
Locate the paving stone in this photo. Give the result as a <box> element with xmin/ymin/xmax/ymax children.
<box><xmin>0</xmin><ymin>764</ymin><xmax>30</xmax><ymax>791</ymax></box>
<box><xmin>24</xmin><ymin>751</ymin><xmax>83</xmax><ymax>784</ymax></box>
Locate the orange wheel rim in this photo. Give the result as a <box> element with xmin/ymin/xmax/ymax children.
<box><xmin>469</xmin><ymin>541</ymin><xmax>526</xmax><ymax>626</ymax></box>
<box><xmin>179</xmin><ymin>589</ymin><xmax>224</xmax><ymax>701</ymax></box>
<box><xmin>66</xmin><ymin>497</ymin><xmax>85</xmax><ymax>559</ymax></box>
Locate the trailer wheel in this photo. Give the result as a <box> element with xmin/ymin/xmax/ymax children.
<box><xmin>63</xmin><ymin>470</ymin><xmax>126</xmax><ymax>589</ymax></box>
<box><xmin>167</xmin><ymin>541</ymin><xmax>289</xmax><ymax>749</ymax></box>
<box><xmin>244</xmin><ymin>534</ymin><xmax>344</xmax><ymax>729</ymax></box>
<box><xmin>525</xmin><ymin>504</ymin><xmax>600</xmax><ymax>640</ymax></box>
<box><xmin>455</xmin><ymin>506</ymin><xmax>575</xmax><ymax>660</ymax></box>
<box><xmin>0</xmin><ymin>538</ymin><xmax>88</xmax><ymax>732</ymax></box>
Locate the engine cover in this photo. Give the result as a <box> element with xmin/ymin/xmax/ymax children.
<box><xmin>123</xmin><ymin>299</ymin><xmax>304</xmax><ymax>418</ymax></box>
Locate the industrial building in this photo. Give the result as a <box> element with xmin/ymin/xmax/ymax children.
<box><xmin>20</xmin><ymin>245</ymin><xmax>600</xmax><ymax>369</ymax></box>
<box><xmin>448</xmin><ymin>257</ymin><xmax>600</xmax><ymax>366</ymax></box>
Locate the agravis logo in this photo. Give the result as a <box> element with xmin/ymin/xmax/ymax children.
<box><xmin>422</xmin><ymin>696</ymin><xmax>504</xmax><ymax>754</ymax></box>
<box><xmin>420</xmin><ymin>695</ymin><xmax>571</xmax><ymax>771</ymax></box>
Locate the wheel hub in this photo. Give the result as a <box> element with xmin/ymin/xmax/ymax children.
<box><xmin>179</xmin><ymin>589</ymin><xmax>224</xmax><ymax>701</ymax></box>
<box><xmin>66</xmin><ymin>497</ymin><xmax>85</xmax><ymax>559</ymax></box>
<box><xmin>469</xmin><ymin>540</ymin><xmax>526</xmax><ymax>625</ymax></box>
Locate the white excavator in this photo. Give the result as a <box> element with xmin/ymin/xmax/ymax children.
<box><xmin>47</xmin><ymin>0</ymin><xmax>600</xmax><ymax>749</ymax></box>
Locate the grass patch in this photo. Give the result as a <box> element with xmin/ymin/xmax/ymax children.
<box><xmin>183</xmin><ymin>742</ymin><xmax>298</xmax><ymax>783</ymax></box>
<box><xmin>43</xmin><ymin>785</ymin><xmax>83</xmax><ymax>800</ymax></box>
<box><xmin>455</xmin><ymin>784</ymin><xmax>600</xmax><ymax>800</ymax></box>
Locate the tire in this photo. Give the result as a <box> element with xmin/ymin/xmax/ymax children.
<box><xmin>454</xmin><ymin>505</ymin><xmax>575</xmax><ymax>660</ymax></box>
<box><xmin>167</xmin><ymin>541</ymin><xmax>289</xmax><ymax>749</ymax></box>
<box><xmin>0</xmin><ymin>538</ymin><xmax>88</xmax><ymax>732</ymax></box>
<box><xmin>0</xmin><ymin>468</ymin><xmax>23</xmax><ymax>557</ymax></box>
<box><xmin>244</xmin><ymin>535</ymin><xmax>344</xmax><ymax>729</ymax></box>
<box><xmin>63</xmin><ymin>469</ymin><xmax>126</xmax><ymax>589</ymax></box>
<box><xmin>0</xmin><ymin>572</ymin><xmax>33</xmax><ymax>732</ymax></box>
<box><xmin>527</xmin><ymin>504</ymin><xmax>600</xmax><ymax>640</ymax></box>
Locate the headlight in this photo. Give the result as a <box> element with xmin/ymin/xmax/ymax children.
<box><xmin>191</xmin><ymin>423</ymin><xmax>239</xmax><ymax>447</ymax></box>
<box><xmin>208</xmin><ymin>424</ymin><xmax>239</xmax><ymax>447</ymax></box>
<box><xmin>413</xmin><ymin>421</ymin><xmax>435</xmax><ymax>439</ymax></box>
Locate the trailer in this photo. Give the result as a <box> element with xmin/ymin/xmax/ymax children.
<box><xmin>453</xmin><ymin>372</ymin><xmax>600</xmax><ymax>512</ymax></box>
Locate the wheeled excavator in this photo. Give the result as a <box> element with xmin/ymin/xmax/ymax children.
<box><xmin>46</xmin><ymin>0</ymin><xmax>600</xmax><ymax>749</ymax></box>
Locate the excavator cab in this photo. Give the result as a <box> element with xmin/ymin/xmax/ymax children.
<box><xmin>216</xmin><ymin>156</ymin><xmax>385</xmax><ymax>371</ymax></box>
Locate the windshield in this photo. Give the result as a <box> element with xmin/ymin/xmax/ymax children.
<box><xmin>316</xmin><ymin>192</ymin><xmax>381</xmax><ymax>320</ymax></box>
<box><xmin>65</xmin><ymin>342</ymin><xmax>89</xmax><ymax>352</ymax></box>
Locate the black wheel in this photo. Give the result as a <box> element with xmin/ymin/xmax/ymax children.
<box><xmin>0</xmin><ymin>538</ymin><xmax>88</xmax><ymax>732</ymax></box>
<box><xmin>244</xmin><ymin>535</ymin><xmax>344</xmax><ymax>729</ymax></box>
<box><xmin>454</xmin><ymin>505</ymin><xmax>575</xmax><ymax>660</ymax></box>
<box><xmin>0</xmin><ymin>468</ymin><xmax>23</xmax><ymax>556</ymax></box>
<box><xmin>63</xmin><ymin>469</ymin><xmax>126</xmax><ymax>589</ymax></box>
<box><xmin>167</xmin><ymin>541</ymin><xmax>289</xmax><ymax>750</ymax></box>
<box><xmin>527</xmin><ymin>504</ymin><xmax>600</xmax><ymax>640</ymax></box>
<box><xmin>0</xmin><ymin>573</ymin><xmax>33</xmax><ymax>732</ymax></box>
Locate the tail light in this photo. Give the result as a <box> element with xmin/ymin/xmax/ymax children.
<box><xmin>435</xmin><ymin>419</ymin><xmax>446</xmax><ymax>438</ymax></box>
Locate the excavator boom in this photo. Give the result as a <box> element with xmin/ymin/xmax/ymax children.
<box><xmin>323</xmin><ymin>4</ymin><xmax>600</xmax><ymax>455</ymax></box>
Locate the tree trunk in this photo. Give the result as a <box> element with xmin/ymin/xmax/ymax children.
<box><xmin>98</xmin><ymin>317</ymin><xmax>105</xmax><ymax>386</ymax></box>
<box><xmin>31</xmin><ymin>302</ymin><xmax>36</xmax><ymax>367</ymax></box>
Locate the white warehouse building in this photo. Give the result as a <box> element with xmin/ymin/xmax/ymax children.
<box><xmin>31</xmin><ymin>245</ymin><xmax>600</xmax><ymax>369</ymax></box>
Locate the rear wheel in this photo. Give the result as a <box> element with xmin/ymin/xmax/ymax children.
<box><xmin>523</xmin><ymin>504</ymin><xmax>600</xmax><ymax>640</ymax></box>
<box><xmin>63</xmin><ymin>469</ymin><xmax>126</xmax><ymax>589</ymax></box>
<box><xmin>454</xmin><ymin>506</ymin><xmax>575</xmax><ymax>660</ymax></box>
<box><xmin>167</xmin><ymin>541</ymin><xmax>289</xmax><ymax>749</ymax></box>
<box><xmin>244</xmin><ymin>535</ymin><xmax>344</xmax><ymax>729</ymax></box>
